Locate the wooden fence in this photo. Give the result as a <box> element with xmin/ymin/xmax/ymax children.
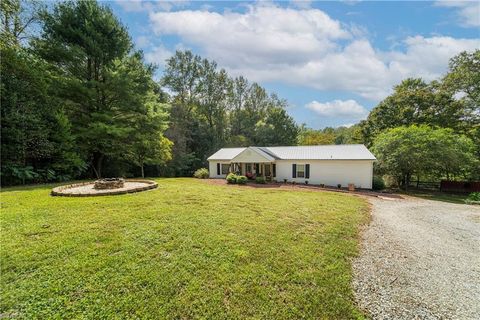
<box><xmin>440</xmin><ymin>181</ymin><xmax>480</xmax><ymax>193</ymax></box>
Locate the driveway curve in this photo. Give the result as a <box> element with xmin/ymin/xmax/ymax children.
<box><xmin>353</xmin><ymin>196</ymin><xmax>480</xmax><ymax>319</ymax></box>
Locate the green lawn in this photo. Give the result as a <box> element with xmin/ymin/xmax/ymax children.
<box><xmin>1</xmin><ymin>178</ymin><xmax>369</xmax><ymax>319</ymax></box>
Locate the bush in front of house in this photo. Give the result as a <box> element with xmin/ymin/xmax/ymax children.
<box><xmin>193</xmin><ymin>168</ymin><xmax>209</xmax><ymax>179</ymax></box>
<box><xmin>236</xmin><ymin>175</ymin><xmax>248</xmax><ymax>184</ymax></box>
<box><xmin>226</xmin><ymin>173</ymin><xmax>237</xmax><ymax>184</ymax></box>
<box><xmin>372</xmin><ymin>175</ymin><xmax>386</xmax><ymax>190</ymax></box>
<box><xmin>255</xmin><ymin>176</ymin><xmax>266</xmax><ymax>184</ymax></box>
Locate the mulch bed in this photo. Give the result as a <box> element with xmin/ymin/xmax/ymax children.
<box><xmin>202</xmin><ymin>178</ymin><xmax>402</xmax><ymax>199</ymax></box>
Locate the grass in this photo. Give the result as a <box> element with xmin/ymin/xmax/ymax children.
<box><xmin>1</xmin><ymin>178</ymin><xmax>369</xmax><ymax>319</ymax></box>
<box><xmin>399</xmin><ymin>189</ymin><xmax>469</xmax><ymax>204</ymax></box>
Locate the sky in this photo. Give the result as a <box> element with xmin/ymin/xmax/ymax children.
<box><xmin>106</xmin><ymin>0</ymin><xmax>480</xmax><ymax>129</ymax></box>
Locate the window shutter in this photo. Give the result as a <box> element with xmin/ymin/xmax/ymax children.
<box><xmin>292</xmin><ymin>164</ymin><xmax>297</xmax><ymax>178</ymax></box>
<box><xmin>217</xmin><ymin>163</ymin><xmax>220</xmax><ymax>175</ymax></box>
<box><xmin>305</xmin><ymin>164</ymin><xmax>310</xmax><ymax>179</ymax></box>
<box><xmin>272</xmin><ymin>164</ymin><xmax>276</xmax><ymax>177</ymax></box>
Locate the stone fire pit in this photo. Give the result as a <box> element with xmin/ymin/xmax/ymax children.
<box><xmin>51</xmin><ymin>179</ymin><xmax>157</xmax><ymax>197</ymax></box>
<box><xmin>94</xmin><ymin>178</ymin><xmax>125</xmax><ymax>190</ymax></box>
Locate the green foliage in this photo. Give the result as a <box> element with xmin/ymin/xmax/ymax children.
<box><xmin>162</xmin><ymin>51</ymin><xmax>299</xmax><ymax>176</ymax></box>
<box><xmin>226</xmin><ymin>173</ymin><xmax>237</xmax><ymax>184</ymax></box>
<box><xmin>236</xmin><ymin>175</ymin><xmax>248</xmax><ymax>184</ymax></box>
<box><xmin>193</xmin><ymin>168</ymin><xmax>209</xmax><ymax>179</ymax></box>
<box><xmin>297</xmin><ymin>125</ymin><xmax>363</xmax><ymax>146</ymax></box>
<box><xmin>255</xmin><ymin>176</ymin><xmax>266</xmax><ymax>184</ymax></box>
<box><xmin>372</xmin><ymin>125</ymin><xmax>478</xmax><ymax>188</ymax></box>
<box><xmin>467</xmin><ymin>192</ymin><xmax>480</xmax><ymax>201</ymax></box>
<box><xmin>372</xmin><ymin>176</ymin><xmax>386</xmax><ymax>190</ymax></box>
<box><xmin>1</xmin><ymin>42</ymin><xmax>84</xmax><ymax>185</ymax></box>
<box><xmin>1</xmin><ymin>0</ymin><xmax>173</xmax><ymax>185</ymax></box>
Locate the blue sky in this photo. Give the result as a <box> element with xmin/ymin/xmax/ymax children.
<box><xmin>107</xmin><ymin>0</ymin><xmax>479</xmax><ymax>129</ymax></box>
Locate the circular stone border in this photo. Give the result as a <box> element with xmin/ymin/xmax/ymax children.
<box><xmin>51</xmin><ymin>179</ymin><xmax>158</xmax><ymax>197</ymax></box>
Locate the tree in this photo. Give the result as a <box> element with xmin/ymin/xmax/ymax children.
<box><xmin>298</xmin><ymin>128</ymin><xmax>335</xmax><ymax>145</ymax></box>
<box><xmin>0</xmin><ymin>0</ymin><xmax>43</xmax><ymax>47</ymax></box>
<box><xmin>362</xmin><ymin>50</ymin><xmax>479</xmax><ymax>147</ymax></box>
<box><xmin>372</xmin><ymin>125</ymin><xmax>477</xmax><ymax>189</ymax></box>
<box><xmin>34</xmin><ymin>1</ymin><xmax>171</xmax><ymax>178</ymax></box>
<box><xmin>162</xmin><ymin>50</ymin><xmax>299</xmax><ymax>175</ymax></box>
<box><xmin>254</xmin><ymin>106</ymin><xmax>298</xmax><ymax>146</ymax></box>
<box><xmin>1</xmin><ymin>41</ymin><xmax>83</xmax><ymax>185</ymax></box>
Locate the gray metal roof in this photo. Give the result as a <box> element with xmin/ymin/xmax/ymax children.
<box><xmin>207</xmin><ymin>148</ymin><xmax>245</xmax><ymax>160</ymax></box>
<box><xmin>208</xmin><ymin>145</ymin><xmax>376</xmax><ymax>161</ymax></box>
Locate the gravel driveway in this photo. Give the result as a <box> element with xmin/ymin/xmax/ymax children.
<box><xmin>353</xmin><ymin>196</ymin><xmax>480</xmax><ymax>319</ymax></box>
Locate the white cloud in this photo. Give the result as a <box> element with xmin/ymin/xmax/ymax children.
<box><xmin>144</xmin><ymin>45</ymin><xmax>172</xmax><ymax>67</ymax></box>
<box><xmin>135</xmin><ymin>35</ymin><xmax>151</xmax><ymax>48</ymax></box>
<box><xmin>116</xmin><ymin>0</ymin><xmax>190</xmax><ymax>13</ymax></box>
<box><xmin>435</xmin><ymin>1</ymin><xmax>480</xmax><ymax>27</ymax></box>
<box><xmin>305</xmin><ymin>99</ymin><xmax>368</xmax><ymax>120</ymax></box>
<box><xmin>147</xmin><ymin>3</ymin><xmax>479</xmax><ymax>101</ymax></box>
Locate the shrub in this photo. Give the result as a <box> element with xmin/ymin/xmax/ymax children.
<box><xmin>236</xmin><ymin>175</ymin><xmax>248</xmax><ymax>184</ymax></box>
<box><xmin>305</xmin><ymin>180</ymin><xmax>309</xmax><ymax>185</ymax></box>
<box><xmin>372</xmin><ymin>176</ymin><xmax>386</xmax><ymax>190</ymax></box>
<box><xmin>467</xmin><ymin>192</ymin><xmax>480</xmax><ymax>201</ymax></box>
<box><xmin>226</xmin><ymin>173</ymin><xmax>237</xmax><ymax>184</ymax></box>
<box><xmin>255</xmin><ymin>176</ymin><xmax>266</xmax><ymax>184</ymax></box>
<box><xmin>337</xmin><ymin>184</ymin><xmax>342</xmax><ymax>188</ymax></box>
<box><xmin>193</xmin><ymin>168</ymin><xmax>209</xmax><ymax>179</ymax></box>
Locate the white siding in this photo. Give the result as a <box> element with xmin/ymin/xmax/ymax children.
<box><xmin>275</xmin><ymin>160</ymin><xmax>374</xmax><ymax>189</ymax></box>
<box><xmin>208</xmin><ymin>161</ymin><xmax>231</xmax><ymax>178</ymax></box>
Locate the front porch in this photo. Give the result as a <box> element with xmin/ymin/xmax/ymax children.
<box><xmin>230</xmin><ymin>162</ymin><xmax>276</xmax><ymax>181</ymax></box>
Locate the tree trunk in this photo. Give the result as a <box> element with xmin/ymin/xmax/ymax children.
<box><xmin>92</xmin><ymin>153</ymin><xmax>104</xmax><ymax>178</ymax></box>
<box><xmin>141</xmin><ymin>164</ymin><xmax>144</xmax><ymax>178</ymax></box>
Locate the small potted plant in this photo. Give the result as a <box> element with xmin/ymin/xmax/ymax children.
<box><xmin>305</xmin><ymin>180</ymin><xmax>309</xmax><ymax>185</ymax></box>
<box><xmin>320</xmin><ymin>183</ymin><xmax>325</xmax><ymax>188</ymax></box>
<box><xmin>337</xmin><ymin>183</ymin><xmax>342</xmax><ymax>189</ymax></box>
<box><xmin>283</xmin><ymin>178</ymin><xmax>288</xmax><ymax>183</ymax></box>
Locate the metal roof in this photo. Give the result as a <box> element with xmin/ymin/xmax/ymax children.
<box><xmin>208</xmin><ymin>145</ymin><xmax>376</xmax><ymax>161</ymax></box>
<box><xmin>207</xmin><ymin>148</ymin><xmax>245</xmax><ymax>160</ymax></box>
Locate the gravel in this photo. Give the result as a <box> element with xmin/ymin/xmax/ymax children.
<box><xmin>353</xmin><ymin>196</ymin><xmax>480</xmax><ymax>319</ymax></box>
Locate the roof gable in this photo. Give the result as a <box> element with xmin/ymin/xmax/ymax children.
<box><xmin>231</xmin><ymin>147</ymin><xmax>276</xmax><ymax>163</ymax></box>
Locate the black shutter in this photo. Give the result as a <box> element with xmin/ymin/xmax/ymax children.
<box><xmin>217</xmin><ymin>163</ymin><xmax>220</xmax><ymax>175</ymax></box>
<box><xmin>272</xmin><ymin>164</ymin><xmax>276</xmax><ymax>177</ymax></box>
<box><xmin>305</xmin><ymin>164</ymin><xmax>310</xmax><ymax>179</ymax></box>
<box><xmin>255</xmin><ymin>163</ymin><xmax>259</xmax><ymax>173</ymax></box>
<box><xmin>292</xmin><ymin>164</ymin><xmax>297</xmax><ymax>178</ymax></box>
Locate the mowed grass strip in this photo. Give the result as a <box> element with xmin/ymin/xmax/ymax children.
<box><xmin>1</xmin><ymin>178</ymin><xmax>369</xmax><ymax>319</ymax></box>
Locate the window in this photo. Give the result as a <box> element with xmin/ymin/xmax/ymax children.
<box><xmin>296</xmin><ymin>164</ymin><xmax>305</xmax><ymax>178</ymax></box>
<box><xmin>246</xmin><ymin>163</ymin><xmax>252</xmax><ymax>173</ymax></box>
<box><xmin>221</xmin><ymin>164</ymin><xmax>230</xmax><ymax>175</ymax></box>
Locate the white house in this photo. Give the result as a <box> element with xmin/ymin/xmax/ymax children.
<box><xmin>207</xmin><ymin>145</ymin><xmax>376</xmax><ymax>189</ymax></box>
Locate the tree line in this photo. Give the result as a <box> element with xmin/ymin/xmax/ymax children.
<box><xmin>1</xmin><ymin>0</ymin><xmax>478</xmax><ymax>187</ymax></box>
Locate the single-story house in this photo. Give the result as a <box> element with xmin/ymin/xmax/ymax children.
<box><xmin>207</xmin><ymin>144</ymin><xmax>376</xmax><ymax>189</ymax></box>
